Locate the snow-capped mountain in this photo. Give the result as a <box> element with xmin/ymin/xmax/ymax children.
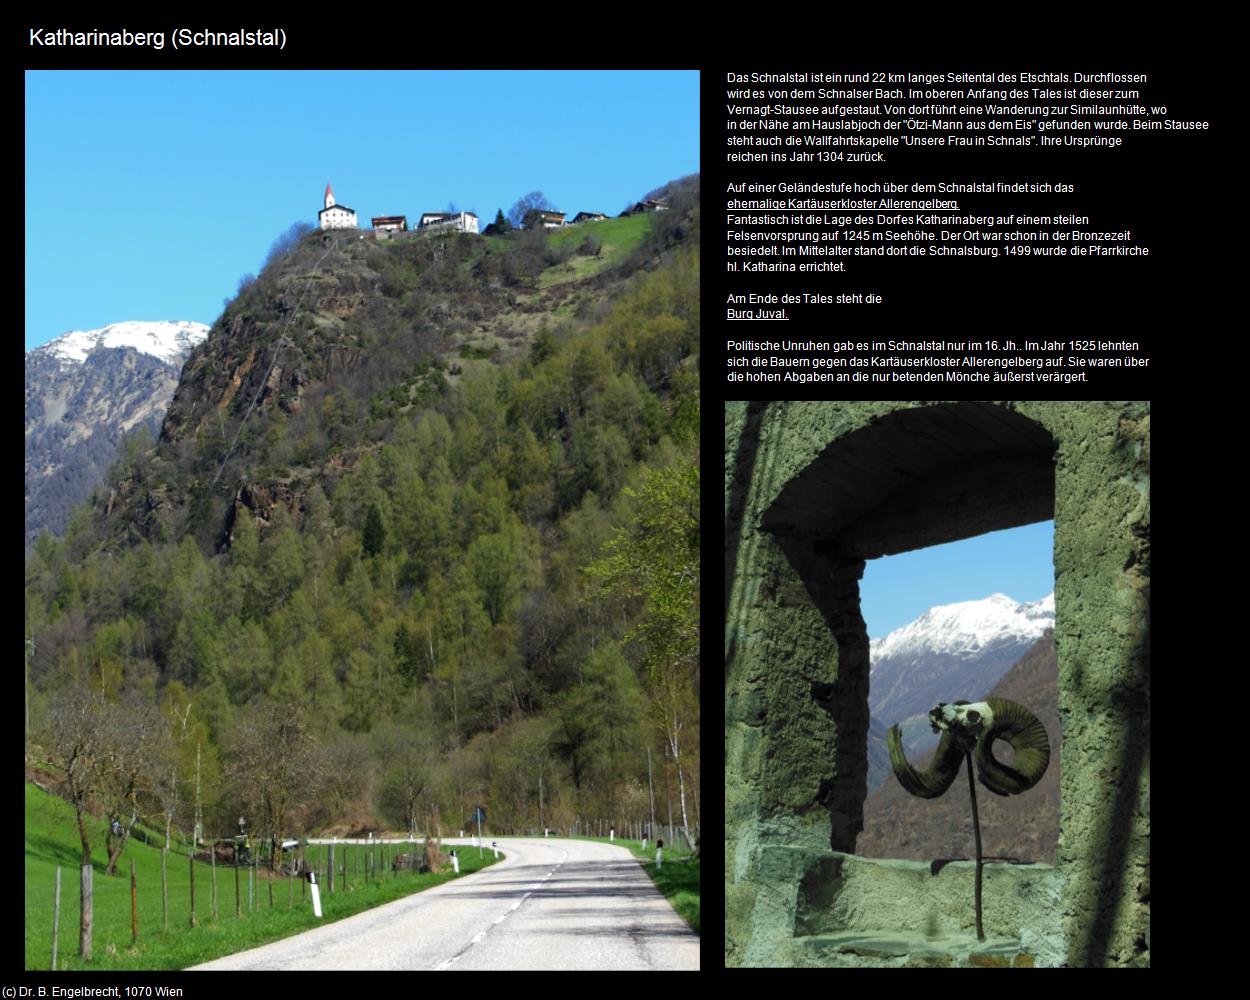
<box><xmin>868</xmin><ymin>593</ymin><xmax>1055</xmax><ymax>745</ymax></box>
<box><xmin>39</xmin><ymin>321</ymin><xmax>207</xmax><ymax>367</ymax></box>
<box><xmin>26</xmin><ymin>321</ymin><xmax>209</xmax><ymax>545</ymax></box>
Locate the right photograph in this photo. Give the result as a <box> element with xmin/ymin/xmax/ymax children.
<box><xmin>724</xmin><ymin>401</ymin><xmax>1149</xmax><ymax>968</ymax></box>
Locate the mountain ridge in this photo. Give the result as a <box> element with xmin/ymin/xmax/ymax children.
<box><xmin>869</xmin><ymin>590</ymin><xmax>1055</xmax><ymax>732</ymax></box>
<box><xmin>25</xmin><ymin>321</ymin><xmax>209</xmax><ymax>544</ymax></box>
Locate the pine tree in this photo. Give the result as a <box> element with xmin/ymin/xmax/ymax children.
<box><xmin>362</xmin><ymin>504</ymin><xmax>386</xmax><ymax>558</ymax></box>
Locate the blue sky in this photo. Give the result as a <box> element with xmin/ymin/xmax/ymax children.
<box><xmin>860</xmin><ymin>520</ymin><xmax>1055</xmax><ymax>638</ymax></box>
<box><xmin>24</xmin><ymin>70</ymin><xmax>699</xmax><ymax>351</ymax></box>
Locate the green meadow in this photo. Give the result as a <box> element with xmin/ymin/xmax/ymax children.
<box><xmin>25</xmin><ymin>782</ymin><xmax>498</xmax><ymax>972</ymax></box>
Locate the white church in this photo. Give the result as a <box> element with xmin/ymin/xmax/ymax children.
<box><xmin>319</xmin><ymin>182</ymin><xmax>358</xmax><ymax>230</ymax></box>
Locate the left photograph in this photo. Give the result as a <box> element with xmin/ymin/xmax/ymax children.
<box><xmin>25</xmin><ymin>69</ymin><xmax>700</xmax><ymax>972</ymax></box>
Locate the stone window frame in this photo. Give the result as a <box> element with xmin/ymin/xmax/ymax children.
<box><xmin>725</xmin><ymin>400</ymin><xmax>1150</xmax><ymax>967</ymax></box>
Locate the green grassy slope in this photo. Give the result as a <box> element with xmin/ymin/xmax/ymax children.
<box><xmin>538</xmin><ymin>214</ymin><xmax>654</xmax><ymax>286</ymax></box>
<box><xmin>24</xmin><ymin>782</ymin><xmax>498</xmax><ymax>971</ymax></box>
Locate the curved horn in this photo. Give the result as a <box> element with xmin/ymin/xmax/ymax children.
<box><xmin>974</xmin><ymin>697</ymin><xmax>1050</xmax><ymax>796</ymax></box>
<box><xmin>887</xmin><ymin>724</ymin><xmax>965</xmax><ymax>799</ymax></box>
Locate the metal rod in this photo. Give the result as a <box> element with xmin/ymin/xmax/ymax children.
<box><xmin>966</xmin><ymin>750</ymin><xmax>985</xmax><ymax>942</ymax></box>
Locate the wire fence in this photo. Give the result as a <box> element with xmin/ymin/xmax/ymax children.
<box><xmin>43</xmin><ymin>815</ymin><xmax>696</xmax><ymax>967</ymax></box>
<box><xmin>43</xmin><ymin>834</ymin><xmax>456</xmax><ymax>970</ymax></box>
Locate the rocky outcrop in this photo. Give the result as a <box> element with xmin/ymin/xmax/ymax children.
<box><xmin>160</xmin><ymin>240</ymin><xmax>390</xmax><ymax>447</ymax></box>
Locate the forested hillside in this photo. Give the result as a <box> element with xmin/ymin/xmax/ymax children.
<box><xmin>24</xmin><ymin>177</ymin><xmax>700</xmax><ymax>861</ymax></box>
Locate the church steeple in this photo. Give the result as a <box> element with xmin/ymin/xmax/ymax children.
<box><xmin>319</xmin><ymin>181</ymin><xmax>356</xmax><ymax>230</ymax></box>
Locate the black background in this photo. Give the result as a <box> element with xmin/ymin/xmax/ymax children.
<box><xmin>22</xmin><ymin>22</ymin><xmax>1218</xmax><ymax>976</ymax></box>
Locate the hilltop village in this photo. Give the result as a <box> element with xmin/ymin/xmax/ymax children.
<box><xmin>317</xmin><ymin>183</ymin><xmax>668</xmax><ymax>239</ymax></box>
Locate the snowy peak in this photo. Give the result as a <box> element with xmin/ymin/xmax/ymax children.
<box><xmin>871</xmin><ymin>592</ymin><xmax>1055</xmax><ymax>667</ymax></box>
<box><xmin>26</xmin><ymin>320</ymin><xmax>209</xmax><ymax>544</ymax></box>
<box><xmin>36</xmin><ymin>321</ymin><xmax>208</xmax><ymax>367</ymax></box>
<box><xmin>867</xmin><ymin>591</ymin><xmax>1056</xmax><ymax>737</ymax></box>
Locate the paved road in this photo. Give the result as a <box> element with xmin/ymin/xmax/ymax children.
<box><xmin>188</xmin><ymin>837</ymin><xmax>698</xmax><ymax>971</ymax></box>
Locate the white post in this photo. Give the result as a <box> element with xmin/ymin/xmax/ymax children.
<box><xmin>492</xmin><ymin>841</ymin><xmax>498</xmax><ymax>858</ymax></box>
<box><xmin>610</xmin><ymin>827</ymin><xmax>615</xmax><ymax>842</ymax></box>
<box><xmin>451</xmin><ymin>851</ymin><xmax>460</xmax><ymax>874</ymax></box>
<box><xmin>656</xmin><ymin>847</ymin><xmax>662</xmax><ymax>871</ymax></box>
<box><xmin>308</xmin><ymin>872</ymin><xmax>322</xmax><ymax>918</ymax></box>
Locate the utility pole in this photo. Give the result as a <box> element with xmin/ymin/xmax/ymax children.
<box><xmin>646</xmin><ymin>747</ymin><xmax>657</xmax><ymax>841</ymax></box>
<box><xmin>194</xmin><ymin>742</ymin><xmax>203</xmax><ymax>848</ymax></box>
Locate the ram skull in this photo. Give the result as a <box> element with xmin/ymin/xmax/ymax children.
<box><xmin>886</xmin><ymin>697</ymin><xmax>1050</xmax><ymax>942</ymax></box>
<box><xmin>888</xmin><ymin>697</ymin><xmax>1049</xmax><ymax>799</ymax></box>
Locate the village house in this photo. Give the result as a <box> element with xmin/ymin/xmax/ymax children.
<box><xmin>524</xmin><ymin>210</ymin><xmax>567</xmax><ymax>229</ymax></box>
<box><xmin>621</xmin><ymin>199</ymin><xmax>669</xmax><ymax>217</ymax></box>
<box><xmin>570</xmin><ymin>211</ymin><xmax>609</xmax><ymax>224</ymax></box>
<box><xmin>319</xmin><ymin>183</ymin><xmax>358</xmax><ymax>230</ymax></box>
<box><xmin>418</xmin><ymin>211</ymin><xmax>480</xmax><ymax>234</ymax></box>
<box><xmin>371</xmin><ymin>215</ymin><xmax>408</xmax><ymax>231</ymax></box>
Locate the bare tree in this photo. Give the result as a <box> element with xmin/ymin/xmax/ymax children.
<box><xmin>507</xmin><ymin>191</ymin><xmax>556</xmax><ymax>228</ymax></box>
<box><xmin>40</xmin><ymin>688</ymin><xmax>107</xmax><ymax>958</ymax></box>
<box><xmin>42</xmin><ymin>688</ymin><xmax>106</xmax><ymax>867</ymax></box>
<box><xmin>375</xmin><ymin>703</ymin><xmax>440</xmax><ymax>838</ymax></box>
<box><xmin>226</xmin><ymin>700</ymin><xmax>324</xmax><ymax>871</ymax></box>
<box><xmin>98</xmin><ymin>697</ymin><xmax>167</xmax><ymax>875</ymax></box>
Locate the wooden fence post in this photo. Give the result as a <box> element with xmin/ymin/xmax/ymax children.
<box><xmin>211</xmin><ymin>850</ymin><xmax>218</xmax><ymax>920</ymax></box>
<box><xmin>288</xmin><ymin>870</ymin><xmax>294</xmax><ymax>909</ymax></box>
<box><xmin>328</xmin><ymin>844</ymin><xmax>335</xmax><ymax>894</ymax></box>
<box><xmin>235</xmin><ymin>857</ymin><xmax>241</xmax><ymax>917</ymax></box>
<box><xmin>80</xmin><ymin>862</ymin><xmax>92</xmax><ymax>960</ymax></box>
<box><xmin>52</xmin><ymin>866</ymin><xmax>61</xmax><ymax>971</ymax></box>
<box><xmin>131</xmin><ymin>860</ymin><xmax>138</xmax><ymax>943</ymax></box>
<box><xmin>190</xmin><ymin>853</ymin><xmax>197</xmax><ymax>927</ymax></box>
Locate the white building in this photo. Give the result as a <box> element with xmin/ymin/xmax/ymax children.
<box><xmin>418</xmin><ymin>211</ymin><xmax>479</xmax><ymax>234</ymax></box>
<box><xmin>319</xmin><ymin>182</ymin><xmax>358</xmax><ymax>230</ymax></box>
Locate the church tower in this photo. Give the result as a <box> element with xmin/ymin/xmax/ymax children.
<box><xmin>319</xmin><ymin>181</ymin><xmax>357</xmax><ymax>230</ymax></box>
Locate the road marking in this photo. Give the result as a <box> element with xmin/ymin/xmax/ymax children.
<box><xmin>434</xmin><ymin>845</ymin><xmax>569</xmax><ymax>969</ymax></box>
